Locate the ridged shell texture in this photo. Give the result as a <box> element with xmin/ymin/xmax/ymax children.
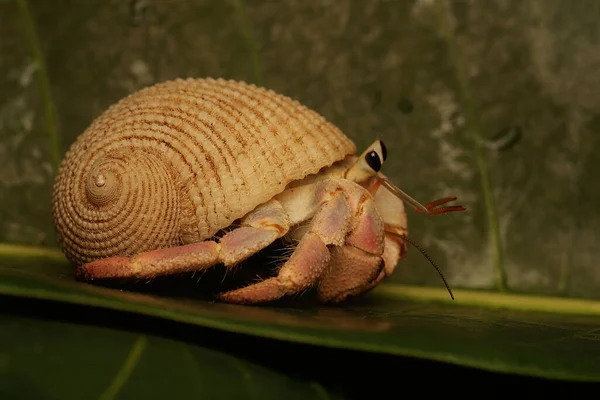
<box><xmin>52</xmin><ymin>78</ymin><xmax>356</xmax><ymax>266</ymax></box>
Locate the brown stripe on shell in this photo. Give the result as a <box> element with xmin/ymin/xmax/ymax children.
<box><xmin>52</xmin><ymin>77</ymin><xmax>356</xmax><ymax>266</ymax></box>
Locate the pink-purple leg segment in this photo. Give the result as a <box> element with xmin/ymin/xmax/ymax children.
<box><xmin>75</xmin><ymin>199</ymin><xmax>290</xmax><ymax>280</ymax></box>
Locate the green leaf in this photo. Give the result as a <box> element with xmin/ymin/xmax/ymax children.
<box><xmin>2</xmin><ymin>247</ymin><xmax>600</xmax><ymax>383</ymax></box>
<box><xmin>0</xmin><ymin>313</ymin><xmax>329</xmax><ymax>400</ymax></box>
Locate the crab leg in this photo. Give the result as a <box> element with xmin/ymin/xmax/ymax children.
<box><xmin>75</xmin><ymin>199</ymin><xmax>290</xmax><ymax>281</ymax></box>
<box><xmin>316</xmin><ymin>246</ymin><xmax>383</xmax><ymax>303</ymax></box>
<box><xmin>316</xmin><ymin>194</ymin><xmax>386</xmax><ymax>303</ymax></box>
<box><xmin>217</xmin><ymin>189</ymin><xmax>356</xmax><ymax>304</ymax></box>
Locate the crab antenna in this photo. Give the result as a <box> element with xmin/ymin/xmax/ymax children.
<box><xmin>385</xmin><ymin>231</ymin><xmax>454</xmax><ymax>300</ymax></box>
<box><xmin>378</xmin><ymin>178</ymin><xmax>466</xmax><ymax>215</ymax></box>
<box><xmin>379</xmin><ymin>179</ymin><xmax>430</xmax><ymax>213</ymax></box>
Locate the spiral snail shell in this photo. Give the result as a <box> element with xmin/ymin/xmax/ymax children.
<box><xmin>52</xmin><ymin>78</ymin><xmax>356</xmax><ymax>267</ymax></box>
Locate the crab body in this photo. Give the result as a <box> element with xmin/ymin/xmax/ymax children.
<box><xmin>52</xmin><ymin>78</ymin><xmax>462</xmax><ymax>304</ymax></box>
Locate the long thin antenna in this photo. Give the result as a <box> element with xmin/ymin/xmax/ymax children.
<box><xmin>386</xmin><ymin>231</ymin><xmax>455</xmax><ymax>300</ymax></box>
<box><xmin>379</xmin><ymin>178</ymin><xmax>466</xmax><ymax>215</ymax></box>
<box><xmin>380</xmin><ymin>179</ymin><xmax>430</xmax><ymax>213</ymax></box>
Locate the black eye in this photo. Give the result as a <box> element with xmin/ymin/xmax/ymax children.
<box><xmin>365</xmin><ymin>151</ymin><xmax>382</xmax><ymax>172</ymax></box>
<box><xmin>379</xmin><ymin>140</ymin><xmax>387</xmax><ymax>161</ymax></box>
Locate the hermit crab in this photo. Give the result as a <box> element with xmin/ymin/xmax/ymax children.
<box><xmin>52</xmin><ymin>78</ymin><xmax>465</xmax><ymax>304</ymax></box>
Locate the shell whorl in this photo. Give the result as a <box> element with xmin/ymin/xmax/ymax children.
<box><xmin>85</xmin><ymin>158</ymin><xmax>121</xmax><ymax>207</ymax></box>
<box><xmin>52</xmin><ymin>77</ymin><xmax>356</xmax><ymax>266</ymax></box>
<box><xmin>53</xmin><ymin>149</ymin><xmax>181</xmax><ymax>266</ymax></box>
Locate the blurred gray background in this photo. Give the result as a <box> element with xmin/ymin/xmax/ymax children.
<box><xmin>1</xmin><ymin>0</ymin><xmax>599</xmax><ymax>298</ymax></box>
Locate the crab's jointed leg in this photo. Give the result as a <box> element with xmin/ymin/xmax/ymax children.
<box><xmin>316</xmin><ymin>193</ymin><xmax>386</xmax><ymax>303</ymax></box>
<box><xmin>218</xmin><ymin>179</ymin><xmax>395</xmax><ymax>304</ymax></box>
<box><xmin>75</xmin><ymin>199</ymin><xmax>291</xmax><ymax>280</ymax></box>
<box><xmin>217</xmin><ymin>188</ymin><xmax>355</xmax><ymax>304</ymax></box>
<box><xmin>361</xmin><ymin>234</ymin><xmax>407</xmax><ymax>292</ymax></box>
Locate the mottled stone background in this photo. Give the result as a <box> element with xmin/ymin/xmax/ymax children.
<box><xmin>1</xmin><ymin>0</ymin><xmax>599</xmax><ymax>298</ymax></box>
